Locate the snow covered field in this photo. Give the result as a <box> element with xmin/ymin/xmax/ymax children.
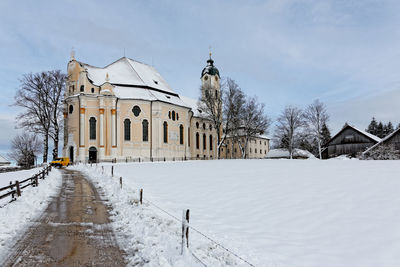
<box><xmin>0</xmin><ymin>168</ymin><xmax>62</xmax><ymax>259</ymax></box>
<box><xmin>73</xmin><ymin>159</ymin><xmax>400</xmax><ymax>267</ymax></box>
<box><xmin>0</xmin><ymin>167</ymin><xmax>43</xmax><ymax>188</ymax></box>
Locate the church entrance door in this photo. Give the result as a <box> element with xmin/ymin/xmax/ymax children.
<box><xmin>89</xmin><ymin>147</ymin><xmax>97</xmax><ymax>163</ymax></box>
<box><xmin>69</xmin><ymin>146</ymin><xmax>74</xmax><ymax>163</ymax></box>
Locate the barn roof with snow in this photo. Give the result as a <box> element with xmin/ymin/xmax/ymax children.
<box><xmin>0</xmin><ymin>154</ymin><xmax>11</xmax><ymax>165</ymax></box>
<box><xmin>363</xmin><ymin>127</ymin><xmax>400</xmax><ymax>154</ymax></box>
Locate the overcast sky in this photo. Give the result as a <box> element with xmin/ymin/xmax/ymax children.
<box><xmin>1</xmin><ymin>0</ymin><xmax>400</xmax><ymax>155</ymax></box>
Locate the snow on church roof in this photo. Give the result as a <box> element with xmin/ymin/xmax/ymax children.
<box><xmin>80</xmin><ymin>57</ymin><xmax>175</xmax><ymax>95</ymax></box>
<box><xmin>180</xmin><ymin>96</ymin><xmax>203</xmax><ymax>117</ymax></box>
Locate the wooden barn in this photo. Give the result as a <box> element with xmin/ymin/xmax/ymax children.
<box><xmin>364</xmin><ymin>127</ymin><xmax>400</xmax><ymax>153</ymax></box>
<box><xmin>322</xmin><ymin>124</ymin><xmax>381</xmax><ymax>159</ymax></box>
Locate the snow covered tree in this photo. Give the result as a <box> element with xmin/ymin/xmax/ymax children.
<box><xmin>376</xmin><ymin>122</ymin><xmax>384</xmax><ymax>138</ymax></box>
<box><xmin>363</xmin><ymin>144</ymin><xmax>400</xmax><ymax>160</ymax></box>
<box><xmin>320</xmin><ymin>123</ymin><xmax>331</xmax><ymax>146</ymax></box>
<box><xmin>304</xmin><ymin>99</ymin><xmax>329</xmax><ymax>159</ymax></box>
<box><xmin>275</xmin><ymin>105</ymin><xmax>305</xmax><ymax>159</ymax></box>
<box><xmin>383</xmin><ymin>121</ymin><xmax>394</xmax><ymax>137</ymax></box>
<box><xmin>366</xmin><ymin>117</ymin><xmax>378</xmax><ymax>136</ymax></box>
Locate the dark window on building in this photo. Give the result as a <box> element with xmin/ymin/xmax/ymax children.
<box><xmin>163</xmin><ymin>121</ymin><xmax>168</xmax><ymax>143</ymax></box>
<box><xmin>188</xmin><ymin>127</ymin><xmax>190</xmax><ymax>147</ymax></box>
<box><xmin>203</xmin><ymin>123</ymin><xmax>206</xmax><ymax>130</ymax></box>
<box><xmin>203</xmin><ymin>134</ymin><xmax>206</xmax><ymax>150</ymax></box>
<box><xmin>89</xmin><ymin>117</ymin><xmax>96</xmax><ymax>140</ymax></box>
<box><xmin>132</xmin><ymin>106</ymin><xmax>141</xmax><ymax>117</ymax></box>
<box><xmin>196</xmin><ymin>133</ymin><xmax>199</xmax><ymax>149</ymax></box>
<box><xmin>227</xmin><ymin>149</ymin><xmax>230</xmax><ymax>153</ymax></box>
<box><xmin>142</xmin><ymin>120</ymin><xmax>149</xmax><ymax>142</ymax></box>
<box><xmin>91</xmin><ymin>88</ymin><xmax>95</xmax><ymax>93</ymax></box>
<box><xmin>209</xmin><ymin>135</ymin><xmax>213</xmax><ymax>150</ymax></box>
<box><xmin>176</xmin><ymin>113</ymin><xmax>179</xmax><ymax>120</ymax></box>
<box><xmin>196</xmin><ymin>122</ymin><xmax>199</xmax><ymax>129</ymax></box>
<box><xmin>124</xmin><ymin>119</ymin><xmax>131</xmax><ymax>141</ymax></box>
<box><xmin>172</xmin><ymin>111</ymin><xmax>175</xmax><ymax>121</ymax></box>
<box><xmin>265</xmin><ymin>141</ymin><xmax>266</xmax><ymax>145</ymax></box>
<box><xmin>235</xmin><ymin>148</ymin><xmax>237</xmax><ymax>153</ymax></box>
<box><xmin>179</xmin><ymin>125</ymin><xmax>184</xmax><ymax>145</ymax></box>
<box><xmin>69</xmin><ymin>105</ymin><xmax>73</xmax><ymax>114</ymax></box>
<box><xmin>255</xmin><ymin>149</ymin><xmax>257</xmax><ymax>153</ymax></box>
<box><xmin>80</xmin><ymin>85</ymin><xmax>84</xmax><ymax>92</ymax></box>
<box><xmin>209</xmin><ymin>124</ymin><xmax>212</xmax><ymax>130</ymax></box>
<box><xmin>250</xmin><ymin>148</ymin><xmax>252</xmax><ymax>153</ymax></box>
<box><xmin>168</xmin><ymin>111</ymin><xmax>171</xmax><ymax>119</ymax></box>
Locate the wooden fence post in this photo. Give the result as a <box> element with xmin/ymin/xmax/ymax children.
<box><xmin>120</xmin><ymin>177</ymin><xmax>122</xmax><ymax>189</ymax></box>
<box><xmin>35</xmin><ymin>175</ymin><xmax>39</xmax><ymax>186</ymax></box>
<box><xmin>139</xmin><ymin>189</ymin><xmax>143</xmax><ymax>205</ymax></box>
<box><xmin>111</xmin><ymin>165</ymin><xmax>114</xmax><ymax>177</ymax></box>
<box><xmin>181</xmin><ymin>209</ymin><xmax>190</xmax><ymax>254</ymax></box>
<box><xmin>10</xmin><ymin>181</ymin><xmax>15</xmax><ymax>200</ymax></box>
<box><xmin>16</xmin><ymin>180</ymin><xmax>21</xmax><ymax>197</ymax></box>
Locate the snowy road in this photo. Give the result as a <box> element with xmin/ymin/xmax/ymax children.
<box><xmin>1</xmin><ymin>169</ymin><xmax>126</xmax><ymax>266</ymax></box>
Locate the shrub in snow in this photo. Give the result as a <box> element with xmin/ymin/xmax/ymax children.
<box><xmin>362</xmin><ymin>145</ymin><xmax>400</xmax><ymax>160</ymax></box>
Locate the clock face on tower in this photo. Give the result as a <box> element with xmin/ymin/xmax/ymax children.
<box><xmin>204</xmin><ymin>75</ymin><xmax>208</xmax><ymax>80</ymax></box>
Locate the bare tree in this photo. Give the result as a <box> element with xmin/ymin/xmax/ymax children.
<box><xmin>198</xmin><ymin>81</ymin><xmax>224</xmax><ymax>158</ymax></box>
<box><xmin>222</xmin><ymin>78</ymin><xmax>245</xmax><ymax>158</ymax></box>
<box><xmin>14</xmin><ymin>72</ymin><xmax>51</xmax><ymax>163</ymax></box>
<box><xmin>235</xmin><ymin>96</ymin><xmax>271</xmax><ymax>159</ymax></box>
<box><xmin>275</xmin><ymin>105</ymin><xmax>305</xmax><ymax>159</ymax></box>
<box><xmin>8</xmin><ymin>132</ymin><xmax>42</xmax><ymax>168</ymax></box>
<box><xmin>47</xmin><ymin>70</ymin><xmax>66</xmax><ymax>160</ymax></box>
<box><xmin>304</xmin><ymin>99</ymin><xmax>329</xmax><ymax>159</ymax></box>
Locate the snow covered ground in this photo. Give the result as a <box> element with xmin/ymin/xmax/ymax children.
<box><xmin>72</xmin><ymin>159</ymin><xmax>400</xmax><ymax>267</ymax></box>
<box><xmin>0</xmin><ymin>168</ymin><xmax>62</xmax><ymax>259</ymax></box>
<box><xmin>0</xmin><ymin>167</ymin><xmax>43</xmax><ymax>188</ymax></box>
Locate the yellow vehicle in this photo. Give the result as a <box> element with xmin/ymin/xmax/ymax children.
<box><xmin>50</xmin><ymin>157</ymin><xmax>70</xmax><ymax>167</ymax></box>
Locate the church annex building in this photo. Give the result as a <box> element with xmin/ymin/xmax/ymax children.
<box><xmin>63</xmin><ymin>54</ymin><xmax>269</xmax><ymax>163</ymax></box>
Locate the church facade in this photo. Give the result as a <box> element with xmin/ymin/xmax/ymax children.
<box><xmin>63</xmin><ymin>54</ymin><xmax>220</xmax><ymax>163</ymax></box>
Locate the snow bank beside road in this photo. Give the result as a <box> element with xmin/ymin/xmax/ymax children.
<box><xmin>71</xmin><ymin>164</ymin><xmax>245</xmax><ymax>266</ymax></box>
<box><xmin>0</xmin><ymin>168</ymin><xmax>62</xmax><ymax>259</ymax></box>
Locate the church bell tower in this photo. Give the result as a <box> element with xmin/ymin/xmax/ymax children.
<box><xmin>201</xmin><ymin>53</ymin><xmax>220</xmax><ymax>100</ymax></box>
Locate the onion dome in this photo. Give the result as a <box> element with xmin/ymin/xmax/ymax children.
<box><xmin>201</xmin><ymin>54</ymin><xmax>220</xmax><ymax>78</ymax></box>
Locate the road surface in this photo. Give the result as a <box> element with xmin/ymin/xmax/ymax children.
<box><xmin>2</xmin><ymin>169</ymin><xmax>126</xmax><ymax>266</ymax></box>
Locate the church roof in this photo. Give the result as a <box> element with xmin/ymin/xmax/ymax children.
<box><xmin>80</xmin><ymin>57</ymin><xmax>176</xmax><ymax>95</ymax></box>
<box><xmin>180</xmin><ymin>96</ymin><xmax>203</xmax><ymax>117</ymax></box>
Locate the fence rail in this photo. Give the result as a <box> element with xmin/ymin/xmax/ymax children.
<box><xmin>0</xmin><ymin>165</ymin><xmax>52</xmax><ymax>205</ymax></box>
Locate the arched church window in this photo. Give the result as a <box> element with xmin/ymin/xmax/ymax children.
<box><xmin>124</xmin><ymin>119</ymin><xmax>131</xmax><ymax>141</ymax></box>
<box><xmin>132</xmin><ymin>106</ymin><xmax>141</xmax><ymax>117</ymax></box>
<box><xmin>196</xmin><ymin>133</ymin><xmax>199</xmax><ymax>149</ymax></box>
<box><xmin>142</xmin><ymin>120</ymin><xmax>149</xmax><ymax>142</ymax></box>
<box><xmin>188</xmin><ymin>127</ymin><xmax>190</xmax><ymax>147</ymax></box>
<box><xmin>69</xmin><ymin>105</ymin><xmax>73</xmax><ymax>114</ymax></box>
<box><xmin>203</xmin><ymin>134</ymin><xmax>206</xmax><ymax>150</ymax></box>
<box><xmin>179</xmin><ymin>125</ymin><xmax>184</xmax><ymax>145</ymax></box>
<box><xmin>172</xmin><ymin>111</ymin><xmax>176</xmax><ymax>121</ymax></box>
<box><xmin>89</xmin><ymin>117</ymin><xmax>96</xmax><ymax>140</ymax></box>
<box><xmin>80</xmin><ymin>85</ymin><xmax>84</xmax><ymax>92</ymax></box>
<box><xmin>163</xmin><ymin>121</ymin><xmax>168</xmax><ymax>143</ymax></box>
<box><xmin>91</xmin><ymin>87</ymin><xmax>95</xmax><ymax>93</ymax></box>
<box><xmin>209</xmin><ymin>135</ymin><xmax>213</xmax><ymax>150</ymax></box>
<box><xmin>196</xmin><ymin>122</ymin><xmax>199</xmax><ymax>129</ymax></box>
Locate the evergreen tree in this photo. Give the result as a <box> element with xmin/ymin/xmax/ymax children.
<box><xmin>376</xmin><ymin>122</ymin><xmax>384</xmax><ymax>138</ymax></box>
<box><xmin>320</xmin><ymin>123</ymin><xmax>331</xmax><ymax>146</ymax></box>
<box><xmin>366</xmin><ymin>117</ymin><xmax>378</xmax><ymax>136</ymax></box>
<box><xmin>384</xmin><ymin>121</ymin><xmax>394</xmax><ymax>137</ymax></box>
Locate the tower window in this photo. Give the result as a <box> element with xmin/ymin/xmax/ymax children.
<box><xmin>172</xmin><ymin>111</ymin><xmax>176</xmax><ymax>121</ymax></box>
<box><xmin>203</xmin><ymin>123</ymin><xmax>206</xmax><ymax>130</ymax></box>
<box><xmin>209</xmin><ymin>135</ymin><xmax>213</xmax><ymax>150</ymax></box>
<box><xmin>196</xmin><ymin>122</ymin><xmax>199</xmax><ymax>129</ymax></box>
<box><xmin>69</xmin><ymin>105</ymin><xmax>73</xmax><ymax>114</ymax></box>
<box><xmin>204</xmin><ymin>75</ymin><xmax>208</xmax><ymax>80</ymax></box>
<box><xmin>196</xmin><ymin>133</ymin><xmax>199</xmax><ymax>149</ymax></box>
<box><xmin>142</xmin><ymin>120</ymin><xmax>149</xmax><ymax>142</ymax></box>
<box><xmin>80</xmin><ymin>85</ymin><xmax>84</xmax><ymax>92</ymax></box>
<box><xmin>203</xmin><ymin>134</ymin><xmax>206</xmax><ymax>150</ymax></box>
<box><xmin>91</xmin><ymin>87</ymin><xmax>95</xmax><ymax>93</ymax></box>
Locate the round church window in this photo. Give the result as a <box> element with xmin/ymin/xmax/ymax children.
<box><xmin>132</xmin><ymin>105</ymin><xmax>141</xmax><ymax>117</ymax></box>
